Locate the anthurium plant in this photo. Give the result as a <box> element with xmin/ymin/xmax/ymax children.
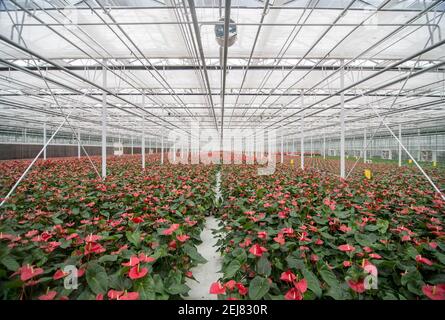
<box><xmin>212</xmin><ymin>160</ymin><xmax>445</xmax><ymax>300</ymax></box>
<box><xmin>1</xmin><ymin>155</ymin><xmax>444</xmax><ymax>300</ymax></box>
<box><xmin>0</xmin><ymin>156</ymin><xmax>217</xmax><ymax>300</ymax></box>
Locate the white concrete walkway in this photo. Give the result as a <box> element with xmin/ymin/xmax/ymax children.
<box><xmin>184</xmin><ymin>216</ymin><xmax>222</xmax><ymax>300</ymax></box>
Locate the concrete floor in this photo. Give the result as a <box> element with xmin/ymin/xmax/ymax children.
<box><xmin>184</xmin><ymin>216</ymin><xmax>222</xmax><ymax>300</ymax></box>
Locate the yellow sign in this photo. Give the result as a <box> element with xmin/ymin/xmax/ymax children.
<box><xmin>364</xmin><ymin>169</ymin><xmax>372</xmax><ymax>180</ymax></box>
<box><xmin>290</xmin><ymin>159</ymin><xmax>294</xmax><ymax>166</ymax></box>
<box><xmin>433</xmin><ymin>161</ymin><xmax>437</xmax><ymax>167</ymax></box>
<box><xmin>408</xmin><ymin>159</ymin><xmax>412</xmax><ymax>164</ymax></box>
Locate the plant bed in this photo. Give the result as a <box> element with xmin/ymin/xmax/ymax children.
<box><xmin>212</xmin><ymin>163</ymin><xmax>445</xmax><ymax>300</ymax></box>
<box><xmin>0</xmin><ymin>156</ymin><xmax>217</xmax><ymax>300</ymax></box>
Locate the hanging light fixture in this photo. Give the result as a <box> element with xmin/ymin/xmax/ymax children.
<box><xmin>214</xmin><ymin>17</ymin><xmax>237</xmax><ymax>47</ymax></box>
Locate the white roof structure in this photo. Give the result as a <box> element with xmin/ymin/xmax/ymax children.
<box><xmin>0</xmin><ymin>0</ymin><xmax>444</xmax><ymax>143</ymax></box>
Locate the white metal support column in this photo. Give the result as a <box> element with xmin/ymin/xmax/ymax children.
<box><xmin>310</xmin><ymin>136</ymin><xmax>313</xmax><ymax>158</ymax></box>
<box><xmin>142</xmin><ymin>119</ymin><xmax>145</xmax><ymax>169</ymax></box>
<box><xmin>161</xmin><ymin>134</ymin><xmax>164</xmax><ymax>164</ymax></box>
<box><xmin>323</xmin><ymin>131</ymin><xmax>326</xmax><ymax>159</ymax></box>
<box><xmin>180</xmin><ymin>141</ymin><xmax>184</xmax><ymax>160</ymax></box>
<box><xmin>363</xmin><ymin>127</ymin><xmax>367</xmax><ymax>163</ymax></box>
<box><xmin>417</xmin><ymin>129</ymin><xmax>421</xmax><ymax>161</ymax></box>
<box><xmin>101</xmin><ymin>60</ymin><xmax>107</xmax><ymax>179</ymax></box>
<box><xmin>280</xmin><ymin>127</ymin><xmax>284</xmax><ymax>164</ymax></box>
<box><xmin>142</xmin><ymin>122</ymin><xmax>145</xmax><ymax>168</ymax></box>
<box><xmin>43</xmin><ymin>122</ymin><xmax>47</xmax><ymax>160</ymax></box>
<box><xmin>301</xmin><ymin>115</ymin><xmax>305</xmax><ymax>170</ymax></box>
<box><xmin>149</xmin><ymin>136</ymin><xmax>151</xmax><ymax>155</ymax></box>
<box><xmin>77</xmin><ymin>127</ymin><xmax>81</xmax><ymax>159</ymax></box>
<box><xmin>131</xmin><ymin>136</ymin><xmax>134</xmax><ymax>155</ymax></box>
<box><xmin>254</xmin><ymin>134</ymin><xmax>256</xmax><ymax>163</ymax></box>
<box><xmin>398</xmin><ymin>124</ymin><xmax>402</xmax><ymax>167</ymax></box>
<box><xmin>340</xmin><ymin>59</ymin><xmax>345</xmax><ymax>178</ymax></box>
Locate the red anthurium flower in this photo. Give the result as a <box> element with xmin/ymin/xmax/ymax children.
<box><xmin>310</xmin><ymin>254</ymin><xmax>319</xmax><ymax>263</ymax></box>
<box><xmin>323</xmin><ymin>198</ymin><xmax>336</xmax><ymax>211</ymax></box>
<box><xmin>239</xmin><ymin>237</ymin><xmax>252</xmax><ymax>248</ymax></box>
<box><xmin>66</xmin><ymin>233</ymin><xmax>79</xmax><ymax>240</ymax></box>
<box><xmin>119</xmin><ymin>291</ymin><xmax>140</xmax><ymax>300</ymax></box>
<box><xmin>163</xmin><ymin>223</ymin><xmax>180</xmax><ymax>235</ymax></box>
<box><xmin>347</xmin><ymin>279</ymin><xmax>366</xmax><ymax>293</ymax></box>
<box><xmin>77</xmin><ymin>268</ymin><xmax>85</xmax><ymax>278</ymax></box>
<box><xmin>185</xmin><ymin>271</ymin><xmax>193</xmax><ymax>278</ymax></box>
<box><xmin>369</xmin><ymin>253</ymin><xmax>382</xmax><ymax>259</ymax></box>
<box><xmin>53</xmin><ymin>269</ymin><xmax>67</xmax><ymax>280</ymax></box>
<box><xmin>138</xmin><ymin>253</ymin><xmax>156</xmax><ymax>263</ymax></box>
<box><xmin>249</xmin><ymin>244</ymin><xmax>268</xmax><ymax>257</ymax></box>
<box><xmin>278</xmin><ymin>211</ymin><xmax>287</xmax><ymax>219</ymax></box>
<box><xmin>209</xmin><ymin>282</ymin><xmax>226</xmax><ymax>295</ymax></box>
<box><xmin>86</xmin><ymin>201</ymin><xmax>95</xmax><ymax>207</ymax></box>
<box><xmin>315</xmin><ymin>239</ymin><xmax>324</xmax><ymax>245</ymax></box>
<box><xmin>96</xmin><ymin>293</ymin><xmax>104</xmax><ymax>300</ymax></box>
<box><xmin>416</xmin><ymin>255</ymin><xmax>433</xmax><ymax>266</ymax></box>
<box><xmin>185</xmin><ymin>217</ymin><xmax>197</xmax><ymax>226</ymax></box>
<box><xmin>122</xmin><ymin>255</ymin><xmax>140</xmax><ymax>267</ymax></box>
<box><xmin>19</xmin><ymin>265</ymin><xmax>44</xmax><ymax>281</ymax></box>
<box><xmin>111</xmin><ymin>244</ymin><xmax>128</xmax><ymax>255</ymax></box>
<box><xmin>128</xmin><ymin>265</ymin><xmax>148</xmax><ymax>280</ymax></box>
<box><xmin>402</xmin><ymin>235</ymin><xmax>411</xmax><ymax>242</ymax></box>
<box><xmin>38</xmin><ymin>291</ymin><xmax>57</xmax><ymax>300</ymax></box>
<box><xmin>110</xmin><ymin>219</ymin><xmax>123</xmax><ymax>228</ymax></box>
<box><xmin>41</xmin><ymin>232</ymin><xmax>52</xmax><ymax>241</ymax></box>
<box><xmin>422</xmin><ymin>284</ymin><xmax>445</xmax><ymax>300</ymax></box>
<box><xmin>85</xmin><ymin>234</ymin><xmax>101</xmax><ymax>243</ymax></box>
<box><xmin>343</xmin><ymin>261</ymin><xmax>352</xmax><ymax>267</ymax></box>
<box><xmin>363</xmin><ymin>247</ymin><xmax>373</xmax><ymax>253</ymax></box>
<box><xmin>235</xmin><ymin>283</ymin><xmax>248</xmax><ymax>295</ymax></box>
<box><xmin>281</xmin><ymin>228</ymin><xmax>294</xmax><ymax>235</ymax></box>
<box><xmin>280</xmin><ymin>270</ymin><xmax>296</xmax><ymax>283</ymax></box>
<box><xmin>339</xmin><ymin>225</ymin><xmax>351</xmax><ymax>233</ymax></box>
<box><xmin>84</xmin><ymin>242</ymin><xmax>105</xmax><ymax>255</ymax></box>
<box><xmin>0</xmin><ymin>232</ymin><xmax>15</xmax><ymax>240</ymax></box>
<box><xmin>131</xmin><ymin>217</ymin><xmax>144</xmax><ymax>224</ymax></box>
<box><xmin>24</xmin><ymin>279</ymin><xmax>40</xmax><ymax>287</ymax></box>
<box><xmin>25</xmin><ymin>230</ymin><xmax>39</xmax><ymax>238</ymax></box>
<box><xmin>176</xmin><ymin>234</ymin><xmax>190</xmax><ymax>242</ymax></box>
<box><xmin>257</xmin><ymin>231</ymin><xmax>267</xmax><ymax>239</ymax></box>
<box><xmin>294</xmin><ymin>279</ymin><xmax>307</xmax><ymax>294</ymax></box>
<box><xmin>168</xmin><ymin>240</ymin><xmax>177</xmax><ymax>250</ymax></box>
<box><xmin>299</xmin><ymin>232</ymin><xmax>311</xmax><ymax>242</ymax></box>
<box><xmin>225</xmin><ymin>280</ymin><xmax>237</xmax><ymax>290</ymax></box>
<box><xmin>273</xmin><ymin>234</ymin><xmax>285</xmax><ymax>245</ymax></box>
<box><xmin>44</xmin><ymin>241</ymin><xmax>61</xmax><ymax>253</ymax></box>
<box><xmin>429</xmin><ymin>242</ymin><xmax>438</xmax><ymax>249</ymax></box>
<box><xmin>338</xmin><ymin>244</ymin><xmax>355</xmax><ymax>252</ymax></box>
<box><xmin>284</xmin><ymin>287</ymin><xmax>303</xmax><ymax>300</ymax></box>
<box><xmin>108</xmin><ymin>290</ymin><xmax>124</xmax><ymax>300</ymax></box>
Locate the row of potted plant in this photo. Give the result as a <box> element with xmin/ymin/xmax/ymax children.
<box><xmin>211</xmin><ymin>162</ymin><xmax>445</xmax><ymax>300</ymax></box>
<box><xmin>0</xmin><ymin>155</ymin><xmax>217</xmax><ymax>300</ymax></box>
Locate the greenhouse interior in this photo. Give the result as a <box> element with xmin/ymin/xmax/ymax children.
<box><xmin>0</xmin><ymin>0</ymin><xmax>445</xmax><ymax>303</ymax></box>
